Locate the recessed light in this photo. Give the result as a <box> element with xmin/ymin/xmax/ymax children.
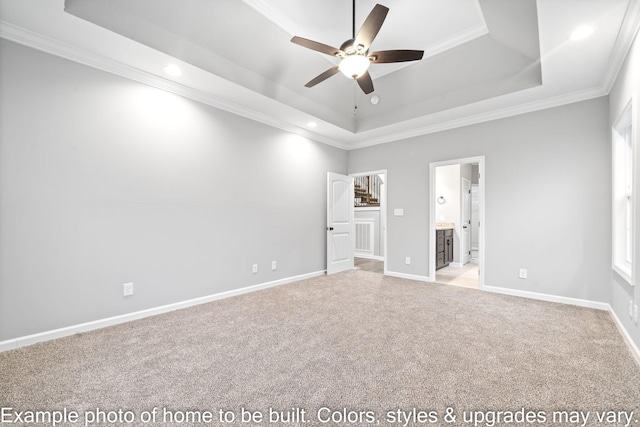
<box><xmin>163</xmin><ymin>65</ymin><xmax>182</xmax><ymax>77</ymax></box>
<box><xmin>370</xmin><ymin>95</ymin><xmax>380</xmax><ymax>105</ymax></box>
<box><xmin>570</xmin><ymin>25</ymin><xmax>594</xmax><ymax>41</ymax></box>
<box><xmin>307</xmin><ymin>121</ymin><xmax>317</xmax><ymax>128</ymax></box>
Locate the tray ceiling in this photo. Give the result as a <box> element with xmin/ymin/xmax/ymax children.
<box><xmin>0</xmin><ymin>0</ymin><xmax>637</xmax><ymax>148</ymax></box>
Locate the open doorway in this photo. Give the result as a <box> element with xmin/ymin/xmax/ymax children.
<box><xmin>350</xmin><ymin>170</ymin><xmax>387</xmax><ymax>274</ymax></box>
<box><xmin>429</xmin><ymin>157</ymin><xmax>485</xmax><ymax>289</ymax></box>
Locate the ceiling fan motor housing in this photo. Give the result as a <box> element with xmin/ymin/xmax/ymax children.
<box><xmin>290</xmin><ymin>3</ymin><xmax>424</xmax><ymax>94</ymax></box>
<box><xmin>339</xmin><ymin>38</ymin><xmax>367</xmax><ymax>56</ymax></box>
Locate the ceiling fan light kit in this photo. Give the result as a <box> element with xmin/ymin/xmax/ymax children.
<box><xmin>291</xmin><ymin>1</ymin><xmax>424</xmax><ymax>94</ymax></box>
<box><xmin>339</xmin><ymin>54</ymin><xmax>371</xmax><ymax>78</ymax></box>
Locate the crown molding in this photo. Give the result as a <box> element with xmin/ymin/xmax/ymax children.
<box><xmin>241</xmin><ymin>0</ymin><xmax>489</xmax><ymax>80</ymax></box>
<box><xmin>1</xmin><ymin>4</ymin><xmax>634</xmax><ymax>153</ymax></box>
<box><xmin>346</xmin><ymin>85</ymin><xmax>608</xmax><ymax>150</ymax></box>
<box><xmin>602</xmin><ymin>0</ymin><xmax>640</xmax><ymax>94</ymax></box>
<box><xmin>0</xmin><ymin>21</ymin><xmax>350</xmax><ymax>151</ymax></box>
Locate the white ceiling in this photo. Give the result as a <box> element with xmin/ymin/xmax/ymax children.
<box><xmin>0</xmin><ymin>0</ymin><xmax>639</xmax><ymax>149</ymax></box>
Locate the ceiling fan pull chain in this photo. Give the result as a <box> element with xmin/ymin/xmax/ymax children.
<box><xmin>290</xmin><ymin>2</ymin><xmax>423</xmax><ymax>94</ymax></box>
<box><xmin>353</xmin><ymin>86</ymin><xmax>358</xmax><ymax>117</ymax></box>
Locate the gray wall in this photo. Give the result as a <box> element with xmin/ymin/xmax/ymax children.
<box><xmin>609</xmin><ymin>27</ymin><xmax>640</xmax><ymax>349</ymax></box>
<box><xmin>2</xmin><ymin>34</ymin><xmax>635</xmax><ymax>351</ymax></box>
<box><xmin>0</xmin><ymin>40</ymin><xmax>347</xmax><ymax>341</ymax></box>
<box><xmin>349</xmin><ymin>97</ymin><xmax>611</xmax><ymax>303</ymax></box>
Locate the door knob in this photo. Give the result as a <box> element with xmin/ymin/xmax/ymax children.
<box><xmin>326</xmin><ymin>227</ymin><xmax>334</xmax><ymax>231</ymax></box>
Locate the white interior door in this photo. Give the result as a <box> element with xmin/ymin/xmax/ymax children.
<box><xmin>327</xmin><ymin>172</ymin><xmax>354</xmax><ymax>275</ymax></box>
<box><xmin>462</xmin><ymin>177</ymin><xmax>471</xmax><ymax>264</ymax></box>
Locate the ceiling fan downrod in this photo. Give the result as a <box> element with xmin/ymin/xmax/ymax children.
<box><xmin>352</xmin><ymin>0</ymin><xmax>356</xmax><ymax>39</ymax></box>
<box><xmin>289</xmin><ymin>1</ymin><xmax>424</xmax><ymax>94</ymax></box>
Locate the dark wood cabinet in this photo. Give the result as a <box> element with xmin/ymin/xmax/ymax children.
<box><xmin>436</xmin><ymin>228</ymin><xmax>453</xmax><ymax>270</ymax></box>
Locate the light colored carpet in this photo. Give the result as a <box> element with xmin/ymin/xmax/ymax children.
<box><xmin>1</xmin><ymin>270</ymin><xmax>639</xmax><ymax>426</ymax></box>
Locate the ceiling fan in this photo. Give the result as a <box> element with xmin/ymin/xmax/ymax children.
<box><xmin>290</xmin><ymin>1</ymin><xmax>424</xmax><ymax>94</ymax></box>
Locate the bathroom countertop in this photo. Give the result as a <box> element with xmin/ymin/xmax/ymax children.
<box><xmin>435</xmin><ymin>222</ymin><xmax>455</xmax><ymax>230</ymax></box>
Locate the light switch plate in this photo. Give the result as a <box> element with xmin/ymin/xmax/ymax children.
<box><xmin>394</xmin><ymin>209</ymin><xmax>404</xmax><ymax>216</ymax></box>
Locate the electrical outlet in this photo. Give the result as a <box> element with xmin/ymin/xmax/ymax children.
<box><xmin>634</xmin><ymin>305</ymin><xmax>638</xmax><ymax>325</ymax></box>
<box><xmin>272</xmin><ymin>261</ymin><xmax>277</xmax><ymax>270</ymax></box>
<box><xmin>405</xmin><ymin>257</ymin><xmax>411</xmax><ymax>265</ymax></box>
<box><xmin>252</xmin><ymin>264</ymin><xmax>258</xmax><ymax>274</ymax></box>
<box><xmin>630</xmin><ymin>300</ymin><xmax>635</xmax><ymax>319</ymax></box>
<box><xmin>123</xmin><ymin>282</ymin><xmax>133</xmax><ymax>296</ymax></box>
<box><xmin>519</xmin><ymin>269</ymin><xmax>527</xmax><ymax>279</ymax></box>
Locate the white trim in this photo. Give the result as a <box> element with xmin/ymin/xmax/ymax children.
<box><xmin>346</xmin><ymin>87</ymin><xmax>607</xmax><ymax>150</ymax></box>
<box><xmin>613</xmin><ymin>264</ymin><xmax>633</xmax><ymax>285</ymax></box>
<box><xmin>384</xmin><ymin>270</ymin><xmax>433</xmax><ymax>283</ymax></box>
<box><xmin>612</xmin><ymin>96</ymin><xmax>636</xmax><ymax>287</ymax></box>
<box><xmin>382</xmin><ymin>269</ymin><xmax>640</xmax><ymax>367</ymax></box>
<box><xmin>0</xmin><ymin>270</ymin><xmax>325</xmax><ymax>353</ymax></box>
<box><xmin>602</xmin><ymin>0</ymin><xmax>640</xmax><ymax>94</ymax></box>
<box><xmin>483</xmin><ymin>285</ymin><xmax>610</xmax><ymax>311</ymax></box>
<box><xmin>0</xmin><ymin>21</ymin><xmax>349</xmax><ymax>151</ymax></box>
<box><xmin>240</xmin><ymin>0</ymin><xmax>489</xmax><ymax>80</ymax></box>
<box><xmin>0</xmin><ymin>20</ymin><xmax>613</xmax><ymax>152</ymax></box>
<box><xmin>608</xmin><ymin>306</ymin><xmax>640</xmax><ymax>367</ymax></box>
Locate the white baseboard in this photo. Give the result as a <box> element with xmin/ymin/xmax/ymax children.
<box><xmin>608</xmin><ymin>305</ymin><xmax>640</xmax><ymax>367</ymax></box>
<box><xmin>483</xmin><ymin>285</ymin><xmax>610</xmax><ymax>311</ymax></box>
<box><xmin>384</xmin><ymin>270</ymin><xmax>433</xmax><ymax>283</ymax></box>
<box><xmin>386</xmin><ymin>277</ymin><xmax>640</xmax><ymax>365</ymax></box>
<box><xmin>0</xmin><ymin>270</ymin><xmax>325</xmax><ymax>353</ymax></box>
<box><xmin>6</xmin><ymin>271</ymin><xmax>639</xmax><ymax>369</ymax></box>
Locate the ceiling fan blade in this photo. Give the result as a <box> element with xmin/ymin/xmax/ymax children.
<box><xmin>369</xmin><ymin>50</ymin><xmax>424</xmax><ymax>63</ymax></box>
<box><xmin>291</xmin><ymin>36</ymin><xmax>342</xmax><ymax>57</ymax></box>
<box><xmin>356</xmin><ymin>71</ymin><xmax>374</xmax><ymax>94</ymax></box>
<box><xmin>355</xmin><ymin>4</ymin><xmax>389</xmax><ymax>49</ymax></box>
<box><xmin>305</xmin><ymin>66</ymin><xmax>340</xmax><ymax>88</ymax></box>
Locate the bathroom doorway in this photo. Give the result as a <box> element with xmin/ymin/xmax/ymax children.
<box><xmin>429</xmin><ymin>157</ymin><xmax>485</xmax><ymax>289</ymax></box>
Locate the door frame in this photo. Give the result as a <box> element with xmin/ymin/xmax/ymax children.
<box><xmin>350</xmin><ymin>169</ymin><xmax>388</xmax><ymax>274</ymax></box>
<box><xmin>461</xmin><ymin>177</ymin><xmax>472</xmax><ymax>265</ymax></box>
<box><xmin>429</xmin><ymin>157</ymin><xmax>485</xmax><ymax>288</ymax></box>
